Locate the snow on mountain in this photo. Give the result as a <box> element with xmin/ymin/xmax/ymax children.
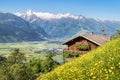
<box><xmin>14</xmin><ymin>10</ymin><xmax>120</xmax><ymax>39</ymax></box>
<box><xmin>14</xmin><ymin>10</ymin><xmax>84</xmax><ymax>21</ymax></box>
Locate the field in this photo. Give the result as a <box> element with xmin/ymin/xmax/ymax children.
<box><xmin>0</xmin><ymin>41</ymin><xmax>65</xmax><ymax>61</ymax></box>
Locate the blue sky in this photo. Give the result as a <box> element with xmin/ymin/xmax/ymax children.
<box><xmin>0</xmin><ymin>0</ymin><xmax>120</xmax><ymax>21</ymax></box>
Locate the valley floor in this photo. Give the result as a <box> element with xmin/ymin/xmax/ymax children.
<box><xmin>0</xmin><ymin>41</ymin><xmax>65</xmax><ymax>61</ymax></box>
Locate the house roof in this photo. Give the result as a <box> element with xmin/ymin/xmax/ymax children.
<box><xmin>63</xmin><ymin>34</ymin><xmax>110</xmax><ymax>46</ymax></box>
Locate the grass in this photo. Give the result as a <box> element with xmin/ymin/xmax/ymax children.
<box><xmin>37</xmin><ymin>38</ymin><xmax>120</xmax><ymax>80</ymax></box>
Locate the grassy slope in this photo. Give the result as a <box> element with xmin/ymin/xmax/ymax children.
<box><xmin>37</xmin><ymin>38</ymin><xmax>120</xmax><ymax>80</ymax></box>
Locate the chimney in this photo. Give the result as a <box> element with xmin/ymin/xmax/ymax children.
<box><xmin>90</xmin><ymin>32</ymin><xmax>94</xmax><ymax>35</ymax></box>
<box><xmin>101</xmin><ymin>26</ymin><xmax>105</xmax><ymax>35</ymax></box>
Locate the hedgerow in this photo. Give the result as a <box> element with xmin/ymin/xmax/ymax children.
<box><xmin>37</xmin><ymin>38</ymin><xmax>120</xmax><ymax>80</ymax></box>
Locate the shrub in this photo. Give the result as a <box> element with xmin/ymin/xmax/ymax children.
<box><xmin>63</xmin><ymin>52</ymin><xmax>80</xmax><ymax>58</ymax></box>
<box><xmin>37</xmin><ymin>38</ymin><xmax>120</xmax><ymax>80</ymax></box>
<box><xmin>76</xmin><ymin>44</ymin><xmax>91</xmax><ymax>51</ymax></box>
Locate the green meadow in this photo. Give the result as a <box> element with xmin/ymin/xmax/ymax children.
<box><xmin>0</xmin><ymin>41</ymin><xmax>65</xmax><ymax>60</ymax></box>
<box><xmin>38</xmin><ymin>38</ymin><xmax>120</xmax><ymax>80</ymax></box>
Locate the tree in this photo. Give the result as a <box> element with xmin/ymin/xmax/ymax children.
<box><xmin>9</xmin><ymin>64</ymin><xmax>30</xmax><ymax>80</ymax></box>
<box><xmin>0</xmin><ymin>56</ymin><xmax>6</xmax><ymax>62</ymax></box>
<box><xmin>7</xmin><ymin>48</ymin><xmax>26</xmax><ymax>65</ymax></box>
<box><xmin>0</xmin><ymin>49</ymin><xmax>60</xmax><ymax>80</ymax></box>
<box><xmin>111</xmin><ymin>30</ymin><xmax>120</xmax><ymax>40</ymax></box>
<box><xmin>27</xmin><ymin>58</ymin><xmax>42</xmax><ymax>79</ymax></box>
<box><xmin>41</xmin><ymin>51</ymin><xmax>59</xmax><ymax>73</ymax></box>
<box><xmin>115</xmin><ymin>30</ymin><xmax>120</xmax><ymax>36</ymax></box>
<box><xmin>1</xmin><ymin>48</ymin><xmax>32</xmax><ymax>80</ymax></box>
<box><xmin>0</xmin><ymin>56</ymin><xmax>12</xmax><ymax>80</ymax></box>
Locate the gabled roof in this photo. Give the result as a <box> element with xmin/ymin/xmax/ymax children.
<box><xmin>63</xmin><ymin>34</ymin><xmax>110</xmax><ymax>46</ymax></box>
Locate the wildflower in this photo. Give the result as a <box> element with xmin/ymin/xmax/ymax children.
<box><xmin>108</xmin><ymin>69</ymin><xmax>112</xmax><ymax>73</ymax></box>
<box><xmin>94</xmin><ymin>63</ymin><xmax>97</xmax><ymax>66</ymax></box>
<box><xmin>90</xmin><ymin>72</ymin><xmax>93</xmax><ymax>76</ymax></box>
<box><xmin>92</xmin><ymin>76</ymin><xmax>96</xmax><ymax>79</ymax></box>
<box><xmin>112</xmin><ymin>72</ymin><xmax>114</xmax><ymax>74</ymax></box>
<box><xmin>110</xmin><ymin>67</ymin><xmax>114</xmax><ymax>69</ymax></box>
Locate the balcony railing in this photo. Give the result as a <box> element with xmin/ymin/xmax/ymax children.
<box><xmin>64</xmin><ymin>49</ymin><xmax>88</xmax><ymax>54</ymax></box>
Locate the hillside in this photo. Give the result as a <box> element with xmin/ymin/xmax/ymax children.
<box><xmin>37</xmin><ymin>38</ymin><xmax>120</xmax><ymax>80</ymax></box>
<box><xmin>0</xmin><ymin>12</ymin><xmax>48</xmax><ymax>42</ymax></box>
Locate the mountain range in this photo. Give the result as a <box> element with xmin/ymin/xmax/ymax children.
<box><xmin>0</xmin><ymin>10</ymin><xmax>120</xmax><ymax>42</ymax></box>
<box><xmin>15</xmin><ymin>10</ymin><xmax>120</xmax><ymax>38</ymax></box>
<box><xmin>0</xmin><ymin>12</ymin><xmax>48</xmax><ymax>42</ymax></box>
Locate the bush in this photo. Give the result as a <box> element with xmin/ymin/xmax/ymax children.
<box><xmin>76</xmin><ymin>44</ymin><xmax>91</xmax><ymax>51</ymax></box>
<box><xmin>37</xmin><ymin>38</ymin><xmax>120</xmax><ymax>80</ymax></box>
<box><xmin>63</xmin><ymin>52</ymin><xmax>80</xmax><ymax>58</ymax></box>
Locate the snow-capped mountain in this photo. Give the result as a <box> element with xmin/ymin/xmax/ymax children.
<box><xmin>15</xmin><ymin>10</ymin><xmax>84</xmax><ymax>21</ymax></box>
<box><xmin>14</xmin><ymin>10</ymin><xmax>120</xmax><ymax>39</ymax></box>
<box><xmin>1</xmin><ymin>10</ymin><xmax>120</xmax><ymax>42</ymax></box>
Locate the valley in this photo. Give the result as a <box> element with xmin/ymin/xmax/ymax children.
<box><xmin>0</xmin><ymin>0</ymin><xmax>120</xmax><ymax>80</ymax></box>
<box><xmin>0</xmin><ymin>41</ymin><xmax>65</xmax><ymax>61</ymax></box>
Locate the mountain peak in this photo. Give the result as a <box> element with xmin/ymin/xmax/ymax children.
<box><xmin>14</xmin><ymin>10</ymin><xmax>84</xmax><ymax>20</ymax></box>
<box><xmin>26</xmin><ymin>9</ymin><xmax>34</xmax><ymax>16</ymax></box>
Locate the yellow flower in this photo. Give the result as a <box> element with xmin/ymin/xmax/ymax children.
<box><xmin>108</xmin><ymin>69</ymin><xmax>112</xmax><ymax>73</ymax></box>
<box><xmin>94</xmin><ymin>63</ymin><xmax>97</xmax><ymax>66</ymax></box>
<box><xmin>92</xmin><ymin>76</ymin><xmax>96</xmax><ymax>79</ymax></box>
<box><xmin>90</xmin><ymin>72</ymin><xmax>93</xmax><ymax>76</ymax></box>
<box><xmin>110</xmin><ymin>67</ymin><xmax>114</xmax><ymax>69</ymax></box>
<box><xmin>112</xmin><ymin>72</ymin><xmax>114</xmax><ymax>74</ymax></box>
<box><xmin>119</xmin><ymin>62</ymin><xmax>120</xmax><ymax>65</ymax></box>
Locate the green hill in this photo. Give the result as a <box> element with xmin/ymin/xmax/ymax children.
<box><xmin>37</xmin><ymin>38</ymin><xmax>120</xmax><ymax>80</ymax></box>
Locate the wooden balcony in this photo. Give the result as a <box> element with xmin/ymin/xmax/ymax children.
<box><xmin>64</xmin><ymin>49</ymin><xmax>88</xmax><ymax>54</ymax></box>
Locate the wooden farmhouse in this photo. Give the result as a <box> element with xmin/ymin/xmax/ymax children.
<box><xmin>63</xmin><ymin>34</ymin><xmax>110</xmax><ymax>54</ymax></box>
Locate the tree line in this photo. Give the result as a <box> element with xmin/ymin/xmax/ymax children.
<box><xmin>111</xmin><ymin>30</ymin><xmax>120</xmax><ymax>40</ymax></box>
<box><xmin>0</xmin><ymin>48</ymin><xmax>59</xmax><ymax>80</ymax></box>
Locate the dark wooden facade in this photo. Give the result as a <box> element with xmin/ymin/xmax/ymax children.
<box><xmin>64</xmin><ymin>36</ymin><xmax>99</xmax><ymax>54</ymax></box>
